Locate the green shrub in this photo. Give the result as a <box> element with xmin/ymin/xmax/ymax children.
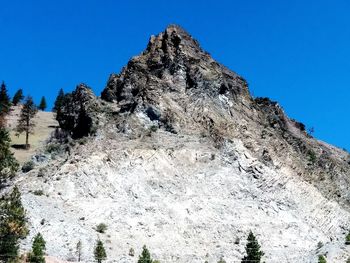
<box><xmin>95</xmin><ymin>223</ymin><xmax>108</xmax><ymax>233</ymax></box>
<box><xmin>345</xmin><ymin>232</ymin><xmax>350</xmax><ymax>245</ymax></box>
<box><xmin>318</xmin><ymin>255</ymin><xmax>327</xmax><ymax>263</ymax></box>
<box><xmin>308</xmin><ymin>149</ymin><xmax>317</xmax><ymax>164</ymax></box>
<box><xmin>22</xmin><ymin>161</ymin><xmax>35</xmax><ymax>173</ymax></box>
<box><xmin>33</xmin><ymin>190</ymin><xmax>44</xmax><ymax>196</ymax></box>
<box><xmin>45</xmin><ymin>143</ymin><xmax>61</xmax><ymax>153</ymax></box>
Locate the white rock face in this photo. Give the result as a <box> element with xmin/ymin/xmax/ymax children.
<box><xmin>15</xmin><ymin>131</ymin><xmax>350</xmax><ymax>262</ymax></box>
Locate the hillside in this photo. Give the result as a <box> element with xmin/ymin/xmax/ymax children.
<box><xmin>3</xmin><ymin>25</ymin><xmax>350</xmax><ymax>262</ymax></box>
<box><xmin>5</xmin><ymin>106</ymin><xmax>57</xmax><ymax>164</ymax></box>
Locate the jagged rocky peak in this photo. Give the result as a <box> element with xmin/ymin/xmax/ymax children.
<box><xmin>101</xmin><ymin>25</ymin><xmax>251</xmax><ymax>111</ymax></box>
<box><xmin>145</xmin><ymin>24</ymin><xmax>205</xmax><ymax>59</ymax></box>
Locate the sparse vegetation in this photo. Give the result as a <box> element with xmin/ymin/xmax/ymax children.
<box><xmin>308</xmin><ymin>149</ymin><xmax>317</xmax><ymax>164</ymax></box>
<box><xmin>217</xmin><ymin>257</ymin><xmax>226</xmax><ymax>263</ymax></box>
<box><xmin>33</xmin><ymin>190</ymin><xmax>44</xmax><ymax>196</ymax></box>
<box><xmin>45</xmin><ymin>143</ymin><xmax>62</xmax><ymax>154</ymax></box>
<box><xmin>96</xmin><ymin>223</ymin><xmax>108</xmax><ymax>233</ymax></box>
<box><xmin>22</xmin><ymin>160</ymin><xmax>35</xmax><ymax>173</ymax></box>
<box><xmin>94</xmin><ymin>239</ymin><xmax>107</xmax><ymax>263</ymax></box>
<box><xmin>345</xmin><ymin>232</ymin><xmax>350</xmax><ymax>245</ymax></box>
<box><xmin>318</xmin><ymin>255</ymin><xmax>327</xmax><ymax>263</ymax></box>
<box><xmin>16</xmin><ymin>96</ymin><xmax>38</xmax><ymax>149</ymax></box>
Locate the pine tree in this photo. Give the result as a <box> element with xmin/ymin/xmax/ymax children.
<box><xmin>0</xmin><ymin>81</ymin><xmax>11</xmax><ymax>116</ymax></box>
<box><xmin>138</xmin><ymin>245</ymin><xmax>153</xmax><ymax>263</ymax></box>
<box><xmin>0</xmin><ymin>81</ymin><xmax>11</xmax><ymax>127</ymax></box>
<box><xmin>0</xmin><ymin>186</ymin><xmax>28</xmax><ymax>262</ymax></box>
<box><xmin>76</xmin><ymin>240</ymin><xmax>82</xmax><ymax>262</ymax></box>
<box><xmin>28</xmin><ymin>233</ymin><xmax>46</xmax><ymax>263</ymax></box>
<box><xmin>12</xmin><ymin>89</ymin><xmax>24</xmax><ymax>106</ymax></box>
<box><xmin>16</xmin><ymin>96</ymin><xmax>38</xmax><ymax>149</ymax></box>
<box><xmin>94</xmin><ymin>239</ymin><xmax>106</xmax><ymax>263</ymax></box>
<box><xmin>0</xmin><ymin>127</ymin><xmax>19</xmax><ymax>184</ymax></box>
<box><xmin>38</xmin><ymin>96</ymin><xmax>47</xmax><ymax>111</ymax></box>
<box><xmin>53</xmin><ymin>88</ymin><xmax>64</xmax><ymax>112</ymax></box>
<box><xmin>318</xmin><ymin>255</ymin><xmax>327</xmax><ymax>263</ymax></box>
<box><xmin>241</xmin><ymin>231</ymin><xmax>264</xmax><ymax>263</ymax></box>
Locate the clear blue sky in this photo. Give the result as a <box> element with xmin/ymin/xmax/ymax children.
<box><xmin>0</xmin><ymin>0</ymin><xmax>349</xmax><ymax>150</ymax></box>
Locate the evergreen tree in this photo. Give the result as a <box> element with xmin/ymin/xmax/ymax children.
<box><xmin>28</xmin><ymin>233</ymin><xmax>46</xmax><ymax>263</ymax></box>
<box><xmin>0</xmin><ymin>81</ymin><xmax>11</xmax><ymax>127</ymax></box>
<box><xmin>15</xmin><ymin>96</ymin><xmax>38</xmax><ymax>149</ymax></box>
<box><xmin>138</xmin><ymin>245</ymin><xmax>153</xmax><ymax>263</ymax></box>
<box><xmin>318</xmin><ymin>255</ymin><xmax>327</xmax><ymax>263</ymax></box>
<box><xmin>0</xmin><ymin>128</ymin><xmax>19</xmax><ymax>184</ymax></box>
<box><xmin>241</xmin><ymin>231</ymin><xmax>264</xmax><ymax>263</ymax></box>
<box><xmin>94</xmin><ymin>239</ymin><xmax>106</xmax><ymax>263</ymax></box>
<box><xmin>38</xmin><ymin>96</ymin><xmax>47</xmax><ymax>111</ymax></box>
<box><xmin>53</xmin><ymin>88</ymin><xmax>64</xmax><ymax>112</ymax></box>
<box><xmin>0</xmin><ymin>81</ymin><xmax>11</xmax><ymax>116</ymax></box>
<box><xmin>0</xmin><ymin>186</ymin><xmax>28</xmax><ymax>262</ymax></box>
<box><xmin>12</xmin><ymin>89</ymin><xmax>24</xmax><ymax>106</ymax></box>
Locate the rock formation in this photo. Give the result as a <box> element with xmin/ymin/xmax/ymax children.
<box><xmin>4</xmin><ymin>25</ymin><xmax>350</xmax><ymax>262</ymax></box>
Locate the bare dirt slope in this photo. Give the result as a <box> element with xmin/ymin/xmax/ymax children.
<box><xmin>5</xmin><ymin>106</ymin><xmax>58</xmax><ymax>163</ymax></box>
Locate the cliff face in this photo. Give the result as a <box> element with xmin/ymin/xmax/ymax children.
<box><xmin>6</xmin><ymin>25</ymin><xmax>350</xmax><ymax>262</ymax></box>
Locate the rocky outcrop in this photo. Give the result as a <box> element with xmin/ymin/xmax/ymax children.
<box><xmin>56</xmin><ymin>84</ymin><xmax>100</xmax><ymax>139</ymax></box>
<box><xmin>101</xmin><ymin>25</ymin><xmax>250</xmax><ymax>125</ymax></box>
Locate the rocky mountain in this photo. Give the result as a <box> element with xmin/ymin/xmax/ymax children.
<box><xmin>6</xmin><ymin>25</ymin><xmax>350</xmax><ymax>262</ymax></box>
